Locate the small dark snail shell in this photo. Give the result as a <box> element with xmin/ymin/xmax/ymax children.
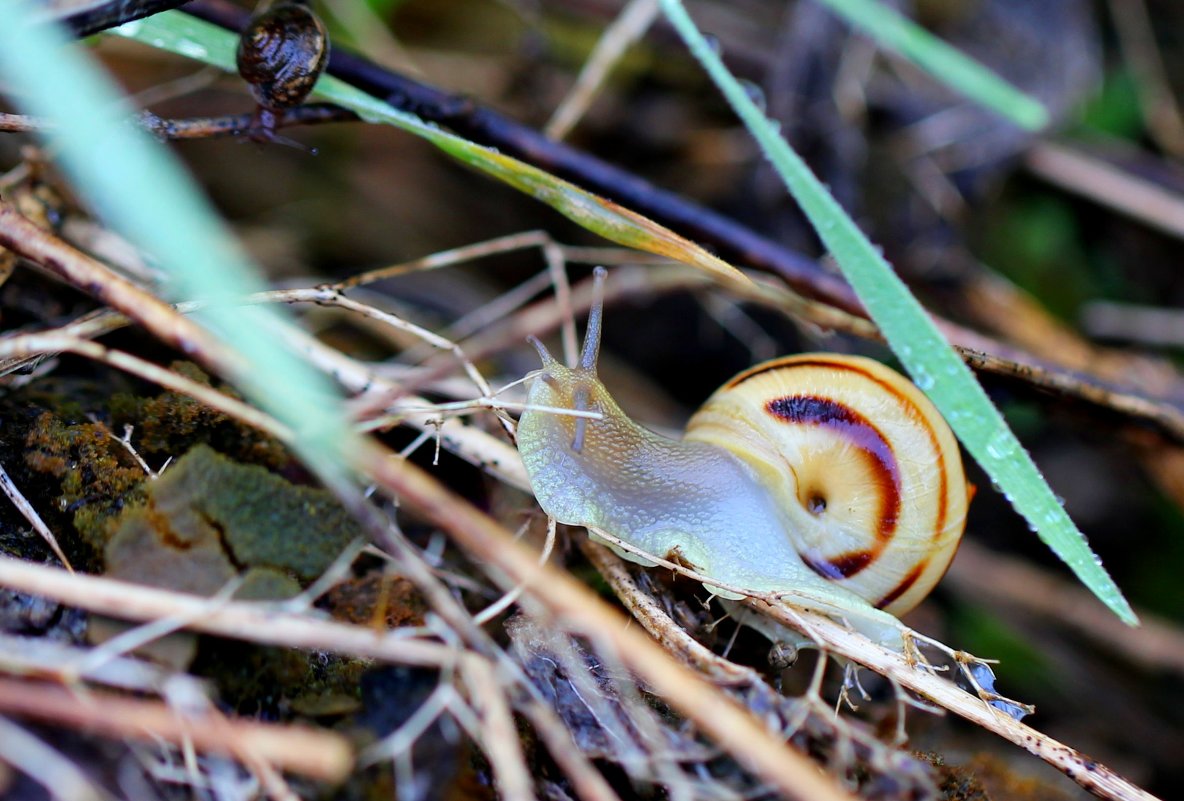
<box><xmin>236</xmin><ymin>0</ymin><xmax>329</xmax><ymax>141</ymax></box>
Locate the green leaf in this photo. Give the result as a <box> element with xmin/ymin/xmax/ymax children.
<box><xmin>110</xmin><ymin>12</ymin><xmax>752</xmax><ymax>290</ymax></box>
<box><xmin>658</xmin><ymin>0</ymin><xmax>1136</xmax><ymax>625</ymax></box>
<box><xmin>812</xmin><ymin>0</ymin><xmax>1049</xmax><ymax>131</ymax></box>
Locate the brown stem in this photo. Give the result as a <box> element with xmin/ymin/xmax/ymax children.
<box><xmin>0</xmin><ymin>677</ymin><xmax>352</xmax><ymax>781</ymax></box>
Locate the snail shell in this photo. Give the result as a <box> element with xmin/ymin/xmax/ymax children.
<box><xmin>236</xmin><ymin>1</ymin><xmax>329</xmax><ymax>114</ymax></box>
<box><xmin>685</xmin><ymin>354</ymin><xmax>969</xmax><ymax>615</ymax></box>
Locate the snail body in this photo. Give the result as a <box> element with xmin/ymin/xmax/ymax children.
<box><xmin>517</xmin><ymin>271</ymin><xmax>971</xmax><ymax>644</ymax></box>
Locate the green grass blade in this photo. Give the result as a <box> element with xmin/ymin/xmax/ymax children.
<box><xmin>110</xmin><ymin>12</ymin><xmax>751</xmax><ymax>289</ymax></box>
<box><xmin>659</xmin><ymin>0</ymin><xmax>1136</xmax><ymax>624</ymax></box>
<box><xmin>0</xmin><ymin>1</ymin><xmax>353</xmax><ymax>470</ymax></box>
<box><xmin>813</xmin><ymin>0</ymin><xmax>1048</xmax><ymax>130</ymax></box>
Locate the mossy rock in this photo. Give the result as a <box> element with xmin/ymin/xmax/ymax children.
<box><xmin>105</xmin><ymin>444</ymin><xmax>365</xmax><ymax>587</ymax></box>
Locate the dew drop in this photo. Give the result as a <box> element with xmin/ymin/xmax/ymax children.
<box><xmin>703</xmin><ymin>33</ymin><xmax>723</xmax><ymax>56</ymax></box>
<box><xmin>985</xmin><ymin>429</ymin><xmax>1017</xmax><ymax>460</ymax></box>
<box><xmin>739</xmin><ymin>79</ymin><xmax>767</xmax><ymax>113</ymax></box>
<box><xmin>177</xmin><ymin>40</ymin><xmax>208</xmax><ymax>59</ymax></box>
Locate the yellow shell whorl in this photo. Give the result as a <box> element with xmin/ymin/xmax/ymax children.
<box><xmin>684</xmin><ymin>354</ymin><xmax>970</xmax><ymax>615</ymax></box>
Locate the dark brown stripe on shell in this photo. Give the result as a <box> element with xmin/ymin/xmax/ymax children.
<box><xmin>733</xmin><ymin>356</ymin><xmax>952</xmax><ymax>543</ymax></box>
<box><xmin>875</xmin><ymin>560</ymin><xmax>927</xmax><ymax>610</ymax></box>
<box><xmin>766</xmin><ymin>394</ymin><xmax>901</xmax><ymax>547</ymax></box>
<box><xmin>725</xmin><ymin>356</ymin><xmax>823</xmax><ymax>390</ymax></box>
<box><xmin>802</xmin><ymin>550</ymin><xmax>874</xmax><ymax>580</ymax></box>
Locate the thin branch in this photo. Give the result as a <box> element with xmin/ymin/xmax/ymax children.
<box><xmin>1081</xmin><ymin>300</ymin><xmax>1184</xmax><ymax>348</ymax></box>
<box><xmin>0</xmin><ymin>632</ymin><xmax>203</xmax><ymax>695</ymax></box>
<box><xmin>1026</xmin><ymin>141</ymin><xmax>1184</xmax><ymax>241</ymax></box>
<box><xmin>947</xmin><ymin>541</ymin><xmax>1184</xmax><ymax>676</ymax></box>
<box><xmin>755</xmin><ymin>598</ymin><xmax>1158</xmax><ymax>801</ymax></box>
<box><xmin>0</xmin><ymin>333</ymin><xmax>287</xmax><ymax>438</ymax></box>
<box><xmin>0</xmin><ymin>107</ymin><xmax>357</xmax><ymax>141</ymax></box>
<box><xmin>0</xmin><ymin>557</ymin><xmax>454</xmax><ymax>668</ymax></box>
<box><xmin>545</xmin><ymin>0</ymin><xmax>662</xmax><ymax>140</ymax></box>
<box><xmin>262</xmin><ymin>286</ymin><xmax>499</xmax><ymax>406</ymax></box>
<box><xmin>331</xmin><ymin>230</ymin><xmax>559</xmax><ymax>290</ymax></box>
<box><xmin>0</xmin><ymin>716</ymin><xmax>105</xmax><ymax>801</ymax></box>
<box><xmin>473</xmin><ymin>517</ymin><xmax>555</xmax><ymax>625</ymax></box>
<box><xmin>0</xmin><ymin>199</ymin><xmax>247</xmax><ymax>381</ymax></box>
<box><xmin>514</xmin><ymin>693</ymin><xmax>623</xmax><ymax>801</ymax></box>
<box><xmin>578</xmin><ymin>529</ymin><xmax>1158</xmax><ymax>801</ymax></box>
<box><xmin>461</xmin><ymin>654</ymin><xmax>535</xmax><ymax>801</ymax></box>
<box><xmin>360</xmin><ymin>682</ymin><xmax>455</xmax><ymax>765</ymax></box>
<box><xmin>0</xmin><ymin>678</ymin><xmax>352</xmax><ymax>781</ymax></box>
<box><xmin>958</xmin><ymin>347</ymin><xmax>1184</xmax><ymax>442</ymax></box>
<box><xmin>1107</xmin><ymin>0</ymin><xmax>1184</xmax><ymax>157</ymax></box>
<box><xmin>51</xmin><ymin>0</ymin><xmax>194</xmax><ymax>37</ymax></box>
<box><xmin>0</xmin><ymin>458</ymin><xmax>73</xmax><ymax>570</ymax></box>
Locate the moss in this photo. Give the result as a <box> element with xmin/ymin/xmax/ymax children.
<box><xmin>10</xmin><ymin>362</ymin><xmax>290</xmax><ymax>563</ymax></box>
<box><xmin>15</xmin><ymin>397</ymin><xmax>398</xmax><ymax>713</ymax></box>
<box><xmin>322</xmin><ymin>573</ymin><xmax>428</xmax><ymax>629</ymax></box>
<box><xmin>191</xmin><ymin>638</ymin><xmax>369</xmax><ymax>720</ymax></box>
<box><xmin>23</xmin><ymin>412</ymin><xmax>148</xmax><ymax>553</ymax></box>
<box><xmin>108</xmin><ymin>361</ymin><xmax>289</xmax><ymax>468</ymax></box>
<box><xmin>922</xmin><ymin>751</ymin><xmax>1073</xmax><ymax>801</ymax></box>
<box><xmin>238</xmin><ymin>566</ymin><xmax>304</xmax><ymax>601</ymax></box>
<box><xmin>146</xmin><ymin>444</ymin><xmax>363</xmax><ymax>580</ymax></box>
<box><xmin>97</xmin><ymin>445</ymin><xmax>364</xmax><ymax>670</ymax></box>
<box><xmin>105</xmin><ymin>506</ymin><xmax>237</xmax><ymax>594</ymax></box>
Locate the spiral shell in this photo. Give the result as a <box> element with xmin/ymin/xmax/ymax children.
<box><xmin>684</xmin><ymin>354</ymin><xmax>970</xmax><ymax>615</ymax></box>
<box><xmin>236</xmin><ymin>1</ymin><xmax>329</xmax><ymax>112</ymax></box>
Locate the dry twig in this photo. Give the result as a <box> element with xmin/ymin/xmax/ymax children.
<box><xmin>0</xmin><ymin>678</ymin><xmax>352</xmax><ymax>781</ymax></box>
<box><xmin>0</xmin><ymin>557</ymin><xmax>452</xmax><ymax>668</ymax></box>
<box><xmin>947</xmin><ymin>541</ymin><xmax>1184</xmax><ymax>677</ymax></box>
<box><xmin>544</xmin><ymin>0</ymin><xmax>662</xmax><ymax>140</ymax></box>
<box><xmin>461</xmin><ymin>654</ymin><xmax>535</xmax><ymax>801</ymax></box>
<box><xmin>0</xmin><ymin>458</ymin><xmax>72</xmax><ymax>570</ymax></box>
<box><xmin>580</xmin><ymin>528</ymin><xmax>1159</xmax><ymax>801</ymax></box>
<box><xmin>1026</xmin><ymin>141</ymin><xmax>1184</xmax><ymax>241</ymax></box>
<box><xmin>0</xmin><ymin>717</ymin><xmax>105</xmax><ymax>801</ymax></box>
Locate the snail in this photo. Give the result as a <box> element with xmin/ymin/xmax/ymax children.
<box><xmin>236</xmin><ymin>0</ymin><xmax>329</xmax><ymax>143</ymax></box>
<box><xmin>517</xmin><ymin>269</ymin><xmax>972</xmax><ymax>646</ymax></box>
